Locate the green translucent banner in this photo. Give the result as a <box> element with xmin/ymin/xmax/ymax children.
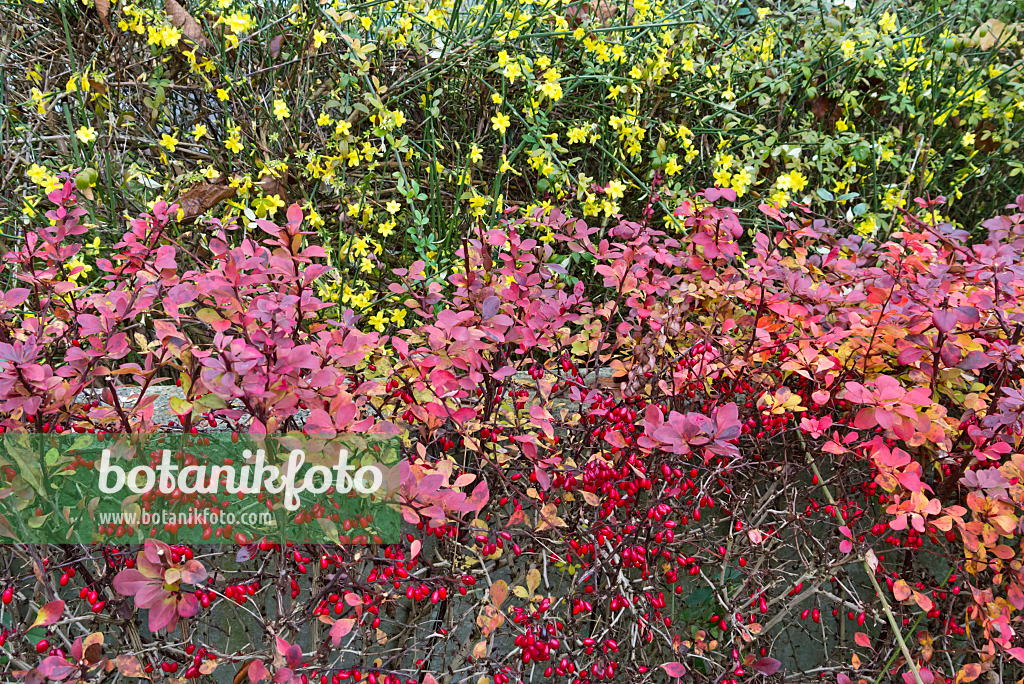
<box><xmin>0</xmin><ymin>431</ymin><xmax>400</xmax><ymax>545</ymax></box>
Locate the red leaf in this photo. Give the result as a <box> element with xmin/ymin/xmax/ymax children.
<box><xmin>30</xmin><ymin>600</ymin><xmax>65</xmax><ymax>629</ymax></box>
<box><xmin>752</xmin><ymin>658</ymin><xmax>781</xmax><ymax>675</ymax></box>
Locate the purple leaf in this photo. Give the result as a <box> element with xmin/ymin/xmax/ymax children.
<box><xmin>752</xmin><ymin>657</ymin><xmax>781</xmax><ymax>675</ymax></box>
<box><xmin>932</xmin><ymin>309</ymin><xmax>958</xmax><ymax>333</ymax></box>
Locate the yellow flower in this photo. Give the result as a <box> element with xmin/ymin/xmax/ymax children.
<box><xmin>254</xmin><ymin>193</ymin><xmax>286</xmax><ymax>217</ymax></box>
<box><xmin>469</xmin><ymin>194</ymin><xmax>492</xmax><ymax>217</ymax></box>
<box><xmin>787</xmin><ymin>170</ymin><xmax>808</xmax><ymax>192</ymax></box>
<box><xmin>313</xmin><ymin>29</ymin><xmax>329</xmax><ymax>49</ymax></box>
<box><xmin>66</xmin><ymin>258</ymin><xmax>93</xmax><ymax>284</ymax></box>
<box><xmin>192</xmin><ymin>124</ymin><xmax>208</xmax><ymax>140</ymax></box>
<box><xmin>76</xmin><ymin>126</ymin><xmax>98</xmax><ymax>144</ymax></box>
<box><xmin>491</xmin><ymin>93</ymin><xmax>503</xmax><ymax>105</ymax></box>
<box><xmin>367</xmin><ymin>311</ymin><xmax>387</xmax><ymax>332</ymax></box>
<box><xmin>378</xmin><ymin>220</ymin><xmax>395</xmax><ymax>238</ymax></box>
<box><xmin>664</xmin><ymin>156</ymin><xmax>682</xmax><ymax>175</ymax></box>
<box><xmin>217</xmin><ymin>88</ymin><xmax>230</xmax><ymax>101</ymax></box>
<box><xmin>225</xmin><ymin>133</ymin><xmax>243</xmax><ymax>153</ymax></box>
<box><xmin>390</xmin><ymin>308</ymin><xmax>407</xmax><ymax>326</ymax></box>
<box><xmin>491</xmin><ymin>112</ymin><xmax>511</xmax><ymax>135</ymax></box>
<box><xmin>27</xmin><ymin>163</ymin><xmax>51</xmax><ymax>186</ymax></box>
<box><xmin>160</xmin><ymin>133</ymin><xmax>179</xmax><ymax>152</ymax></box>
<box><xmin>962</xmin><ymin>132</ymin><xmax>975</xmax><ymax>148</ymax></box>
<box><xmin>317</xmin><ymin>112</ymin><xmax>333</xmax><ymax>126</ymax></box>
<box><xmin>605</xmin><ymin>179</ymin><xmax>625</xmax><ymax>200</ymax></box>
<box><xmin>503</xmin><ymin>62</ymin><xmax>521</xmax><ymax>83</ymax></box>
<box><xmin>469</xmin><ymin>144</ymin><xmax>483</xmax><ymax>164</ymax></box>
<box><xmin>386</xmin><ymin>201</ymin><xmax>401</xmax><ymax>215</ymax></box>
<box><xmin>273</xmin><ymin>99</ymin><xmax>291</xmax><ymax>121</ymax></box>
<box><xmin>878</xmin><ymin>11</ymin><xmax>897</xmax><ymax>33</ymax></box>
<box><xmin>222</xmin><ymin>12</ymin><xmax>253</xmax><ymax>33</ymax></box>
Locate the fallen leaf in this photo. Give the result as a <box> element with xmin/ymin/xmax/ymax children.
<box><xmin>971</xmin><ymin>19</ymin><xmax>1010</xmax><ymax>51</ymax></box>
<box><xmin>95</xmin><ymin>0</ymin><xmax>114</xmax><ymax>34</ymax></box>
<box><xmin>164</xmin><ymin>0</ymin><xmax>213</xmax><ymax>49</ymax></box>
<box><xmin>269</xmin><ymin>34</ymin><xmax>284</xmax><ymax>58</ymax></box>
<box><xmin>176</xmin><ymin>182</ymin><xmax>237</xmax><ymax>222</ymax></box>
<box><xmin>231</xmin><ymin>661</ymin><xmax>251</xmax><ymax>684</ymax></box>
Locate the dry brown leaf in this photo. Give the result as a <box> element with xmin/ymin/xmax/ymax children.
<box><xmin>164</xmin><ymin>0</ymin><xmax>213</xmax><ymax>49</ymax></box>
<box><xmin>257</xmin><ymin>171</ymin><xmax>290</xmax><ymax>204</ymax></box>
<box><xmin>565</xmin><ymin>0</ymin><xmax>611</xmax><ymax>28</ymax></box>
<box><xmin>176</xmin><ymin>182</ymin><xmax>237</xmax><ymax>223</ymax></box>
<box><xmin>95</xmin><ymin>0</ymin><xmax>114</xmax><ymax>35</ymax></box>
<box><xmin>231</xmin><ymin>661</ymin><xmax>251</xmax><ymax>684</ymax></box>
<box><xmin>269</xmin><ymin>34</ymin><xmax>285</xmax><ymax>58</ymax></box>
<box><xmin>971</xmin><ymin>19</ymin><xmax>1009</xmax><ymax>51</ymax></box>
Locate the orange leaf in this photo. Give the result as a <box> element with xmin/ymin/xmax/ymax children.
<box><xmin>854</xmin><ymin>632</ymin><xmax>871</xmax><ymax>648</ymax></box>
<box><xmin>893</xmin><ymin>579</ymin><xmax>912</xmax><ymax>602</ymax></box>
<box><xmin>116</xmin><ymin>654</ymin><xmax>150</xmax><ymax>679</ymax></box>
<box><xmin>489</xmin><ymin>580</ymin><xmax>508</xmax><ymax>607</ymax></box>
<box><xmin>956</xmin><ymin>663</ymin><xmax>982</xmax><ymax>683</ymax></box>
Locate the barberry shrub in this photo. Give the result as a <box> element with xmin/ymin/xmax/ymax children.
<box><xmin>2</xmin><ymin>180</ymin><xmax>1024</xmax><ymax>684</ymax></box>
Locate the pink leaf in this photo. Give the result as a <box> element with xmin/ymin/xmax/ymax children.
<box><xmin>660</xmin><ymin>662</ymin><xmax>687</xmax><ymax>678</ymax></box>
<box><xmin>330</xmin><ymin>619</ymin><xmax>356</xmax><ymax>647</ymax></box>
<box><xmin>932</xmin><ymin>309</ymin><xmax>958</xmax><ymax>333</ymax></box>
<box><xmin>37</xmin><ymin>656</ymin><xmax>75</xmax><ymax>681</ymax></box>
<box><xmin>248</xmin><ymin>660</ymin><xmax>270</xmax><ymax>683</ymax></box>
